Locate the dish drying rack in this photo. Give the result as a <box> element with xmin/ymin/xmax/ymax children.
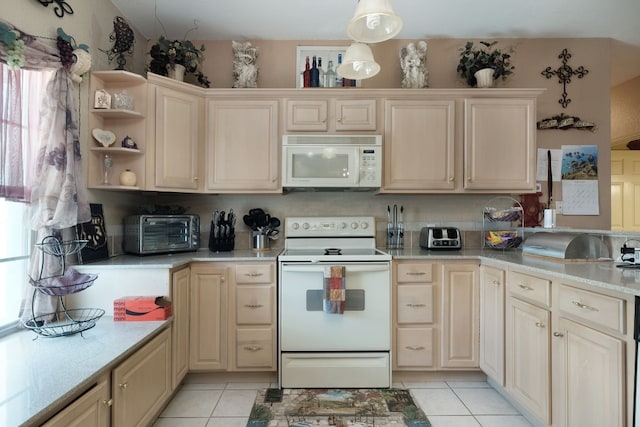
<box><xmin>24</xmin><ymin>235</ymin><xmax>104</xmax><ymax>338</ymax></box>
<box><xmin>482</xmin><ymin>197</ymin><xmax>524</xmax><ymax>250</ymax></box>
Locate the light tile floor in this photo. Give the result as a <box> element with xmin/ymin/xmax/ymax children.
<box><xmin>153</xmin><ymin>380</ymin><xmax>533</xmax><ymax>427</ymax></box>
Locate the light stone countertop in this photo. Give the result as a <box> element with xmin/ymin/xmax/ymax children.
<box><xmin>1</xmin><ymin>318</ymin><xmax>170</xmax><ymax>427</ymax></box>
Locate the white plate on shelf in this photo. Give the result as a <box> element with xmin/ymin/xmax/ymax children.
<box><xmin>91</xmin><ymin>128</ymin><xmax>116</xmax><ymax>147</ymax></box>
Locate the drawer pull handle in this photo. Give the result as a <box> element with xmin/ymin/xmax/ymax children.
<box><xmin>572</xmin><ymin>301</ymin><xmax>599</xmax><ymax>312</ymax></box>
<box><xmin>244</xmin><ymin>345</ymin><xmax>263</xmax><ymax>352</ymax></box>
<box><xmin>519</xmin><ymin>284</ymin><xmax>534</xmax><ymax>291</ymax></box>
<box><xmin>406</xmin><ymin>303</ymin><xmax>426</xmax><ymax>308</ymax></box>
<box><xmin>492</xmin><ymin>280</ymin><xmax>500</xmax><ymax>285</ymax></box>
<box><xmin>406</xmin><ymin>272</ymin><xmax>426</xmax><ymax>276</ymax></box>
<box><xmin>119</xmin><ymin>382</ymin><xmax>128</xmax><ymax>390</ymax></box>
<box><xmin>553</xmin><ymin>332</ymin><xmax>564</xmax><ymax>337</ymax></box>
<box><xmin>406</xmin><ymin>346</ymin><xmax>425</xmax><ymax>351</ymax></box>
<box><xmin>245</xmin><ymin>304</ymin><xmax>263</xmax><ymax>309</ymax></box>
<box><xmin>245</xmin><ymin>272</ymin><xmax>264</xmax><ymax>277</ymax></box>
<box><xmin>103</xmin><ymin>399</ymin><xmax>113</xmax><ymax>407</ymax></box>
<box><xmin>535</xmin><ymin>322</ymin><xmax>545</xmax><ymax>328</ymax></box>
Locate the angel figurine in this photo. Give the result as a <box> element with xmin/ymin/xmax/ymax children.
<box><xmin>232</xmin><ymin>40</ymin><xmax>259</xmax><ymax>88</ymax></box>
<box><xmin>400</xmin><ymin>41</ymin><xmax>428</xmax><ymax>88</ymax></box>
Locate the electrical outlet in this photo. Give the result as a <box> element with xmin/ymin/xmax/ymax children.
<box><xmin>535</xmin><ymin>183</ymin><xmax>542</xmax><ymax>193</ymax></box>
<box><xmin>555</xmin><ymin>201</ymin><xmax>563</xmax><ymax>214</ymax></box>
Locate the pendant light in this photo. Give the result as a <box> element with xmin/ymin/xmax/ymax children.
<box><xmin>336</xmin><ymin>42</ymin><xmax>381</xmax><ymax>80</ymax></box>
<box><xmin>347</xmin><ymin>0</ymin><xmax>403</xmax><ymax>43</ymax></box>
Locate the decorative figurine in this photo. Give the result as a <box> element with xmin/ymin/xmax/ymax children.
<box><xmin>121</xmin><ymin>135</ymin><xmax>137</xmax><ymax>149</ymax></box>
<box><xmin>400</xmin><ymin>41</ymin><xmax>428</xmax><ymax>89</ymax></box>
<box><xmin>232</xmin><ymin>40</ymin><xmax>259</xmax><ymax>88</ymax></box>
<box><xmin>100</xmin><ymin>16</ymin><xmax>135</xmax><ymax>70</ymax></box>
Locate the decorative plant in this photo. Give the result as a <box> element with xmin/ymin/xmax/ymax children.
<box><xmin>147</xmin><ymin>36</ymin><xmax>211</xmax><ymax>87</ymax></box>
<box><xmin>457</xmin><ymin>40</ymin><xmax>514</xmax><ymax>87</ymax></box>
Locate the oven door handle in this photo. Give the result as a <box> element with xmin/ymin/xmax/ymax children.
<box><xmin>281</xmin><ymin>264</ymin><xmax>389</xmax><ymax>273</ymax></box>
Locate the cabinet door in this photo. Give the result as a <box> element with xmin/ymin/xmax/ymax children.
<box><xmin>335</xmin><ymin>99</ymin><xmax>377</xmax><ymax>131</ymax></box>
<box><xmin>553</xmin><ymin>317</ymin><xmax>625</xmax><ymax>427</ymax></box>
<box><xmin>42</xmin><ymin>376</ymin><xmax>111</xmax><ymax>427</ymax></box>
<box><xmin>382</xmin><ymin>100</ymin><xmax>455</xmax><ymax>191</ymax></box>
<box><xmin>171</xmin><ymin>267</ymin><xmax>190</xmax><ymax>389</ymax></box>
<box><xmin>189</xmin><ymin>264</ymin><xmax>228</xmax><ymax>370</ymax></box>
<box><xmin>395</xmin><ymin>327</ymin><xmax>435</xmax><ymax>369</ymax></box>
<box><xmin>506</xmin><ymin>297</ymin><xmax>551</xmax><ymax>424</ymax></box>
<box><xmin>234</xmin><ymin>327</ymin><xmax>275</xmax><ymax>370</ymax></box>
<box><xmin>150</xmin><ymin>85</ymin><xmax>202</xmax><ymax>190</ymax></box>
<box><xmin>441</xmin><ymin>263</ymin><xmax>479</xmax><ymax>368</ymax></box>
<box><xmin>479</xmin><ymin>265</ymin><xmax>505</xmax><ymax>385</ymax></box>
<box><xmin>285</xmin><ymin>99</ymin><xmax>328</xmax><ymax>131</ymax></box>
<box><xmin>112</xmin><ymin>328</ymin><xmax>171</xmax><ymax>427</ymax></box>
<box><xmin>464</xmin><ymin>98</ymin><xmax>535</xmax><ymax>191</ymax></box>
<box><xmin>205</xmin><ymin>99</ymin><xmax>280</xmax><ymax>192</ymax></box>
<box><xmin>611</xmin><ymin>150</ymin><xmax>640</xmax><ymax>231</ymax></box>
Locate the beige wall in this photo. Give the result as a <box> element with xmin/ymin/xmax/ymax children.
<box><xmin>4</xmin><ymin>4</ymin><xmax>615</xmax><ymax>246</ymax></box>
<box><xmin>612</xmin><ymin>75</ymin><xmax>640</xmax><ymax>145</ymax></box>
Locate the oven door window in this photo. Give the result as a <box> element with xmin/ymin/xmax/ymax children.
<box><xmin>285</xmin><ymin>146</ymin><xmax>359</xmax><ymax>186</ymax></box>
<box><xmin>142</xmin><ymin>219</ymin><xmax>190</xmax><ymax>250</ymax></box>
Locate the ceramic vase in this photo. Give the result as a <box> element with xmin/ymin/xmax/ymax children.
<box><xmin>70</xmin><ymin>49</ymin><xmax>92</xmax><ymax>83</ymax></box>
<box><xmin>168</xmin><ymin>64</ymin><xmax>186</xmax><ymax>82</ymax></box>
<box><xmin>474</xmin><ymin>68</ymin><xmax>495</xmax><ymax>88</ymax></box>
<box><xmin>119</xmin><ymin>169</ymin><xmax>137</xmax><ymax>186</ymax></box>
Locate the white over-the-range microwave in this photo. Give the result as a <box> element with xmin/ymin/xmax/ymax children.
<box><xmin>282</xmin><ymin>134</ymin><xmax>382</xmax><ymax>189</ymax></box>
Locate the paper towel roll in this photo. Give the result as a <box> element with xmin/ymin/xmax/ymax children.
<box><xmin>543</xmin><ymin>209</ymin><xmax>556</xmax><ymax>228</ymax></box>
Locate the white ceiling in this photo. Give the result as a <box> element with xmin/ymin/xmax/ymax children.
<box><xmin>110</xmin><ymin>0</ymin><xmax>640</xmax><ymax>86</ymax></box>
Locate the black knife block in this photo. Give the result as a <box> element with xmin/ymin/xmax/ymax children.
<box><xmin>208</xmin><ymin>221</ymin><xmax>235</xmax><ymax>252</ymax></box>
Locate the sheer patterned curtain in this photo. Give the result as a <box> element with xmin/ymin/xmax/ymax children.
<box><xmin>0</xmin><ymin>20</ymin><xmax>91</xmax><ymax>324</ymax></box>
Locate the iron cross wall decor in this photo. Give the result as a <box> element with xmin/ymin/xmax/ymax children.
<box><xmin>541</xmin><ymin>48</ymin><xmax>589</xmax><ymax>108</ymax></box>
<box><xmin>35</xmin><ymin>0</ymin><xmax>73</xmax><ymax>18</ymax></box>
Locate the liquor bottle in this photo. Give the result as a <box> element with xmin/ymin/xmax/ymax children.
<box><xmin>317</xmin><ymin>57</ymin><xmax>325</xmax><ymax>87</ymax></box>
<box><xmin>310</xmin><ymin>56</ymin><xmax>320</xmax><ymax>87</ymax></box>
<box><xmin>325</xmin><ymin>60</ymin><xmax>336</xmax><ymax>88</ymax></box>
<box><xmin>303</xmin><ymin>56</ymin><xmax>311</xmax><ymax>88</ymax></box>
<box><xmin>335</xmin><ymin>53</ymin><xmax>343</xmax><ymax>87</ymax></box>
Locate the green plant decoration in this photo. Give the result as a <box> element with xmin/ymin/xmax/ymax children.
<box><xmin>148</xmin><ymin>36</ymin><xmax>211</xmax><ymax>88</ymax></box>
<box><xmin>457</xmin><ymin>40</ymin><xmax>515</xmax><ymax>87</ymax></box>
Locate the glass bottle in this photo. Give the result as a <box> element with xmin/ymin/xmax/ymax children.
<box><xmin>325</xmin><ymin>60</ymin><xmax>336</xmax><ymax>88</ymax></box>
<box><xmin>335</xmin><ymin>53</ymin><xmax>343</xmax><ymax>87</ymax></box>
<box><xmin>103</xmin><ymin>154</ymin><xmax>112</xmax><ymax>185</ymax></box>
<box><xmin>310</xmin><ymin>56</ymin><xmax>320</xmax><ymax>87</ymax></box>
<box><xmin>303</xmin><ymin>56</ymin><xmax>311</xmax><ymax>88</ymax></box>
<box><xmin>317</xmin><ymin>57</ymin><xmax>325</xmax><ymax>87</ymax></box>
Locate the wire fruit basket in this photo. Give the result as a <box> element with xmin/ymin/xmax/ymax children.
<box><xmin>24</xmin><ymin>235</ymin><xmax>104</xmax><ymax>338</ymax></box>
<box><xmin>482</xmin><ymin>197</ymin><xmax>524</xmax><ymax>250</ymax></box>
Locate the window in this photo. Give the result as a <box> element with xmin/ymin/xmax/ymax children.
<box><xmin>0</xmin><ymin>64</ymin><xmax>54</xmax><ymax>335</ymax></box>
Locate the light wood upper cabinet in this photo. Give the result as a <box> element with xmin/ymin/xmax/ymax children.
<box><xmin>146</xmin><ymin>80</ymin><xmax>203</xmax><ymax>191</ymax></box>
<box><xmin>611</xmin><ymin>150</ymin><xmax>640</xmax><ymax>231</ymax></box>
<box><xmin>382</xmin><ymin>99</ymin><xmax>456</xmax><ymax>192</ymax></box>
<box><xmin>463</xmin><ymin>98</ymin><xmax>536</xmax><ymax>192</ymax></box>
<box><xmin>205</xmin><ymin>99</ymin><xmax>280</xmax><ymax>192</ymax></box>
<box><xmin>285</xmin><ymin>98</ymin><xmax>376</xmax><ymax>132</ymax></box>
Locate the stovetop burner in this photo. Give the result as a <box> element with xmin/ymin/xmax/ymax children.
<box><xmin>324</xmin><ymin>248</ymin><xmax>342</xmax><ymax>255</ymax></box>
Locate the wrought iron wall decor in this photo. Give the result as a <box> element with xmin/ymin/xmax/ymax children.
<box><xmin>35</xmin><ymin>0</ymin><xmax>74</xmax><ymax>18</ymax></box>
<box><xmin>99</xmin><ymin>17</ymin><xmax>135</xmax><ymax>70</ymax></box>
<box><xmin>541</xmin><ymin>48</ymin><xmax>589</xmax><ymax>108</ymax></box>
<box><xmin>537</xmin><ymin>113</ymin><xmax>597</xmax><ymax>132</ymax></box>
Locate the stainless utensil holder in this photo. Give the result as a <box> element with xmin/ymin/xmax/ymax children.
<box><xmin>252</xmin><ymin>232</ymin><xmax>270</xmax><ymax>252</ymax></box>
<box><xmin>387</xmin><ymin>224</ymin><xmax>404</xmax><ymax>249</ymax></box>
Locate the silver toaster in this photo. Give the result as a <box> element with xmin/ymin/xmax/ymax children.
<box><xmin>419</xmin><ymin>227</ymin><xmax>462</xmax><ymax>250</ymax></box>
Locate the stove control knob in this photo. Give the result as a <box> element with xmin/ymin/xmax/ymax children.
<box><xmin>302</xmin><ymin>222</ymin><xmax>310</xmax><ymax>230</ymax></box>
<box><xmin>339</xmin><ymin>222</ymin><xmax>347</xmax><ymax>229</ymax></box>
<box><xmin>291</xmin><ymin>222</ymin><xmax>299</xmax><ymax>230</ymax></box>
<box><xmin>351</xmin><ymin>222</ymin><xmax>358</xmax><ymax>229</ymax></box>
<box><xmin>360</xmin><ymin>222</ymin><xmax>369</xmax><ymax>229</ymax></box>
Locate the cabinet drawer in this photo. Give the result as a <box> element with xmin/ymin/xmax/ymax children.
<box><xmin>508</xmin><ymin>271</ymin><xmax>551</xmax><ymax>307</ymax></box>
<box><xmin>558</xmin><ymin>285</ymin><xmax>625</xmax><ymax>334</ymax></box>
<box><xmin>397</xmin><ymin>284</ymin><xmax>434</xmax><ymax>324</ymax></box>
<box><xmin>396</xmin><ymin>263</ymin><xmax>434</xmax><ymax>283</ymax></box>
<box><xmin>395</xmin><ymin>327</ymin><xmax>434</xmax><ymax>368</ymax></box>
<box><xmin>235</xmin><ymin>328</ymin><xmax>274</xmax><ymax>369</ymax></box>
<box><xmin>236</xmin><ymin>264</ymin><xmax>273</xmax><ymax>284</ymax></box>
<box><xmin>236</xmin><ymin>286</ymin><xmax>273</xmax><ymax>325</ymax></box>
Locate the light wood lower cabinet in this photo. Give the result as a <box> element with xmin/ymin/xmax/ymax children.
<box><xmin>112</xmin><ymin>327</ymin><xmax>171</xmax><ymax>427</ymax></box>
<box><xmin>479</xmin><ymin>265</ymin><xmax>505</xmax><ymax>386</ymax></box>
<box><xmin>41</xmin><ymin>376</ymin><xmax>111</xmax><ymax>427</ymax></box>
<box><xmin>171</xmin><ymin>266</ymin><xmax>190</xmax><ymax>389</ymax></box>
<box><xmin>189</xmin><ymin>264</ymin><xmax>229</xmax><ymax>370</ymax></box>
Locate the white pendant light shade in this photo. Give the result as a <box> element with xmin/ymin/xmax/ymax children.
<box><xmin>336</xmin><ymin>43</ymin><xmax>381</xmax><ymax>80</ymax></box>
<box><xmin>347</xmin><ymin>0</ymin><xmax>403</xmax><ymax>43</ymax></box>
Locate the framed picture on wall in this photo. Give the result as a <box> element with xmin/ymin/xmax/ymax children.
<box><xmin>75</xmin><ymin>203</ymin><xmax>109</xmax><ymax>263</ymax></box>
<box><xmin>295</xmin><ymin>45</ymin><xmax>360</xmax><ymax>88</ymax></box>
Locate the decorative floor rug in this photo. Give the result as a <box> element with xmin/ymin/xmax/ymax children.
<box><xmin>247</xmin><ymin>388</ymin><xmax>431</xmax><ymax>427</ymax></box>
